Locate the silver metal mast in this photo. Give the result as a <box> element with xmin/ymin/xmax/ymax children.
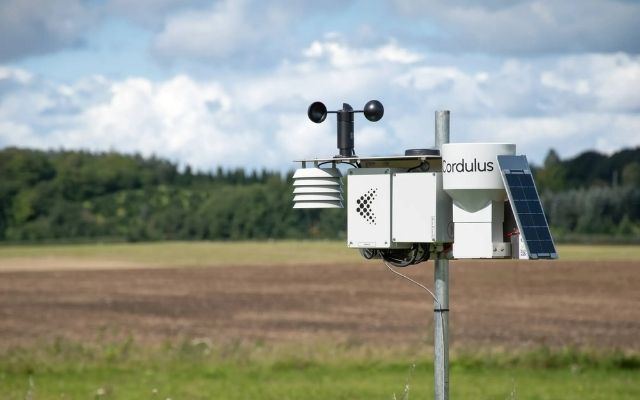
<box><xmin>434</xmin><ymin>110</ymin><xmax>450</xmax><ymax>400</ymax></box>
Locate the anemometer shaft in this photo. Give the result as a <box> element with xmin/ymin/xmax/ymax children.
<box><xmin>337</xmin><ymin>103</ymin><xmax>355</xmax><ymax>157</ymax></box>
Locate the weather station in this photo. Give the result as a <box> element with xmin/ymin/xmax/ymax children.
<box><xmin>291</xmin><ymin>100</ymin><xmax>558</xmax><ymax>400</ymax></box>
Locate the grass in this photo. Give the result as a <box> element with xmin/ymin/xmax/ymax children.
<box><xmin>0</xmin><ymin>241</ymin><xmax>363</xmax><ymax>269</ymax></box>
<box><xmin>551</xmin><ymin>244</ymin><xmax>640</xmax><ymax>261</ymax></box>
<box><xmin>0</xmin><ymin>340</ymin><xmax>638</xmax><ymax>400</ymax></box>
<box><xmin>0</xmin><ymin>241</ymin><xmax>639</xmax><ymax>270</ymax></box>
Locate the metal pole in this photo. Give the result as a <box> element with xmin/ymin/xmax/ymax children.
<box><xmin>434</xmin><ymin>110</ymin><xmax>450</xmax><ymax>400</ymax></box>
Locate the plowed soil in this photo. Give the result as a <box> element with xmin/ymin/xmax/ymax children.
<box><xmin>1</xmin><ymin>260</ymin><xmax>639</xmax><ymax>350</ymax></box>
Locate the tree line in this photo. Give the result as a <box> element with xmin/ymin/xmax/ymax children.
<box><xmin>0</xmin><ymin>147</ymin><xmax>638</xmax><ymax>243</ymax></box>
<box><xmin>0</xmin><ymin>148</ymin><xmax>344</xmax><ymax>242</ymax></box>
<box><xmin>535</xmin><ymin>148</ymin><xmax>640</xmax><ymax>241</ymax></box>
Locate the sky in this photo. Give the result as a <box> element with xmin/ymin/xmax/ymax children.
<box><xmin>0</xmin><ymin>0</ymin><xmax>638</xmax><ymax>171</ymax></box>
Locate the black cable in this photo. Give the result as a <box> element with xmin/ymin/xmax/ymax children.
<box><xmin>317</xmin><ymin>161</ymin><xmax>359</xmax><ymax>168</ymax></box>
<box><xmin>417</xmin><ymin>244</ymin><xmax>431</xmax><ymax>263</ymax></box>
<box><xmin>381</xmin><ymin>247</ymin><xmax>417</xmax><ymax>267</ymax></box>
<box><xmin>381</xmin><ymin>243</ymin><xmax>434</xmax><ymax>267</ymax></box>
<box><xmin>384</xmin><ymin>256</ymin><xmax>413</xmax><ymax>267</ymax></box>
<box><xmin>359</xmin><ymin>248</ymin><xmax>378</xmax><ymax>260</ymax></box>
<box><xmin>407</xmin><ymin>162</ymin><xmax>429</xmax><ymax>172</ymax></box>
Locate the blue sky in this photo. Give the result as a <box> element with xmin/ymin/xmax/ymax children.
<box><xmin>0</xmin><ymin>0</ymin><xmax>639</xmax><ymax>171</ymax></box>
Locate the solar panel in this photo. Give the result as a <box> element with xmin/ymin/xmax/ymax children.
<box><xmin>497</xmin><ymin>155</ymin><xmax>558</xmax><ymax>260</ymax></box>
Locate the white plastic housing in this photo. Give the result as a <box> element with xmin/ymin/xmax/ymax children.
<box><xmin>347</xmin><ymin>169</ymin><xmax>451</xmax><ymax>249</ymax></box>
<box><xmin>347</xmin><ymin>169</ymin><xmax>393</xmax><ymax>248</ymax></box>
<box><xmin>442</xmin><ymin>143</ymin><xmax>515</xmax><ymax>259</ymax></box>
<box><xmin>511</xmin><ymin>234</ymin><xmax>530</xmax><ymax>259</ymax></box>
<box><xmin>392</xmin><ymin>172</ymin><xmax>451</xmax><ymax>243</ymax></box>
<box><xmin>442</xmin><ymin>143</ymin><xmax>515</xmax><ymax>212</ymax></box>
<box><xmin>292</xmin><ymin>167</ymin><xmax>343</xmax><ymax>209</ymax></box>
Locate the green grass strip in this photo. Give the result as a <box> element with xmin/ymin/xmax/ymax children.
<box><xmin>1</xmin><ymin>339</ymin><xmax>639</xmax><ymax>399</ymax></box>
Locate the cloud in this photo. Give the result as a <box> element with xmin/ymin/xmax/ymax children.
<box><xmin>152</xmin><ymin>0</ymin><xmax>251</xmax><ymax>60</ymax></box>
<box><xmin>0</xmin><ymin>0</ymin><xmax>310</xmax><ymax>65</ymax></box>
<box><xmin>467</xmin><ymin>113</ymin><xmax>640</xmax><ymax>162</ymax></box>
<box><xmin>539</xmin><ymin>53</ymin><xmax>640</xmax><ymax>112</ymax></box>
<box><xmin>1</xmin><ymin>40</ymin><xmax>639</xmax><ymax>170</ymax></box>
<box><xmin>0</xmin><ymin>65</ymin><xmax>334</xmax><ymax>170</ymax></box>
<box><xmin>0</xmin><ymin>0</ymin><xmax>100</xmax><ymax>62</ymax></box>
<box><xmin>0</xmin><ymin>67</ymin><xmax>33</xmax><ymax>84</ymax></box>
<box><xmin>0</xmin><ymin>0</ymin><xmax>299</xmax><ymax>64</ymax></box>
<box><xmin>151</xmin><ymin>0</ymin><xmax>304</xmax><ymax>64</ymax></box>
<box><xmin>303</xmin><ymin>38</ymin><xmax>422</xmax><ymax>68</ymax></box>
<box><xmin>394</xmin><ymin>54</ymin><xmax>640</xmax><ymax>117</ymax></box>
<box><xmin>0</xmin><ymin>71</ymin><xmax>244</xmax><ymax>169</ymax></box>
<box><xmin>150</xmin><ymin>0</ymin><xmax>353</xmax><ymax>65</ymax></box>
<box><xmin>0</xmin><ymin>66</ymin><xmax>34</xmax><ymax>96</ymax></box>
<box><xmin>107</xmin><ymin>0</ymin><xmax>210</xmax><ymax>28</ymax></box>
<box><xmin>3</xmin><ymin>0</ymin><xmax>638</xmax><ymax>69</ymax></box>
<box><xmin>392</xmin><ymin>0</ymin><xmax>640</xmax><ymax>55</ymax></box>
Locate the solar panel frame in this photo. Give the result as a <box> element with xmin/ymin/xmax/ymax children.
<box><xmin>497</xmin><ymin>155</ymin><xmax>558</xmax><ymax>260</ymax></box>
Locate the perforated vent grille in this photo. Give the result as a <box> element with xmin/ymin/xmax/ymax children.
<box><xmin>355</xmin><ymin>188</ymin><xmax>378</xmax><ymax>225</ymax></box>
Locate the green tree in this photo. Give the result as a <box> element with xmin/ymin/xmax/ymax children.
<box><xmin>537</xmin><ymin>149</ymin><xmax>567</xmax><ymax>193</ymax></box>
<box><xmin>622</xmin><ymin>162</ymin><xmax>640</xmax><ymax>187</ymax></box>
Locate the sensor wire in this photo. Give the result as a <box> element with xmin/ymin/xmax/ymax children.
<box><xmin>383</xmin><ymin>260</ymin><xmax>439</xmax><ymax>305</ymax></box>
<box><xmin>383</xmin><ymin>260</ymin><xmax>447</xmax><ymax>395</ymax></box>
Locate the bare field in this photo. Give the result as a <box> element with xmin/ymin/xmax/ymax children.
<box><xmin>1</xmin><ymin>255</ymin><xmax>639</xmax><ymax>351</ymax></box>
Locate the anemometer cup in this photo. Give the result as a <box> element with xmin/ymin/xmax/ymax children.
<box><xmin>307</xmin><ymin>102</ymin><xmax>327</xmax><ymax>123</ymax></box>
<box><xmin>363</xmin><ymin>100</ymin><xmax>384</xmax><ymax>122</ymax></box>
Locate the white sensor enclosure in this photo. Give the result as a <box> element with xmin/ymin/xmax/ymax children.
<box><xmin>347</xmin><ymin>169</ymin><xmax>451</xmax><ymax>249</ymax></box>
<box><xmin>442</xmin><ymin>143</ymin><xmax>515</xmax><ymax>258</ymax></box>
<box><xmin>347</xmin><ymin>168</ymin><xmax>394</xmax><ymax>248</ymax></box>
<box><xmin>392</xmin><ymin>172</ymin><xmax>452</xmax><ymax>244</ymax></box>
<box><xmin>292</xmin><ymin>167</ymin><xmax>343</xmax><ymax>208</ymax></box>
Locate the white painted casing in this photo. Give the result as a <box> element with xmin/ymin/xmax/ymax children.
<box><xmin>347</xmin><ymin>169</ymin><xmax>393</xmax><ymax>248</ymax></box>
<box><xmin>442</xmin><ymin>143</ymin><xmax>515</xmax><ymax>259</ymax></box>
<box><xmin>391</xmin><ymin>172</ymin><xmax>451</xmax><ymax>243</ymax></box>
<box><xmin>510</xmin><ymin>234</ymin><xmax>530</xmax><ymax>259</ymax></box>
<box><xmin>292</xmin><ymin>167</ymin><xmax>343</xmax><ymax>209</ymax></box>
<box><xmin>442</xmin><ymin>143</ymin><xmax>515</xmax><ymax>212</ymax></box>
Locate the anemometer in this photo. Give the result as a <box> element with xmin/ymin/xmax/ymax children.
<box><xmin>307</xmin><ymin>100</ymin><xmax>384</xmax><ymax>157</ymax></box>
